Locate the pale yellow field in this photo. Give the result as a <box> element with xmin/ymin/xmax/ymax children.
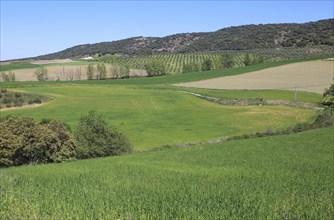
<box><xmin>7</xmin><ymin>64</ymin><xmax>147</xmax><ymax>81</ymax></box>
<box><xmin>177</xmin><ymin>60</ymin><xmax>334</xmax><ymax>94</ymax></box>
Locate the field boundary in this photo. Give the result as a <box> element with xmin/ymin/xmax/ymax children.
<box><xmin>178</xmin><ymin>90</ymin><xmax>324</xmax><ymax>110</ymax></box>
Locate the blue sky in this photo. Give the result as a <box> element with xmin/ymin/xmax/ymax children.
<box><xmin>1</xmin><ymin>1</ymin><xmax>333</xmax><ymax>61</ymax></box>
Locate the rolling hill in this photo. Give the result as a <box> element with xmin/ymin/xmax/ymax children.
<box><xmin>33</xmin><ymin>19</ymin><xmax>333</xmax><ymax>60</ymax></box>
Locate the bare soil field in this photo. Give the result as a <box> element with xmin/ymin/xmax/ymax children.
<box><xmin>177</xmin><ymin>60</ymin><xmax>334</xmax><ymax>94</ymax></box>
<box><xmin>8</xmin><ymin>65</ymin><xmax>147</xmax><ymax>81</ymax></box>
<box><xmin>29</xmin><ymin>59</ymin><xmax>75</xmax><ymax>65</ymax></box>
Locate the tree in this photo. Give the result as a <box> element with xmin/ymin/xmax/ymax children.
<box><xmin>8</xmin><ymin>71</ymin><xmax>16</xmax><ymax>82</ymax></box>
<box><xmin>86</xmin><ymin>64</ymin><xmax>94</xmax><ymax>80</ymax></box>
<box><xmin>182</xmin><ymin>62</ymin><xmax>202</xmax><ymax>73</ymax></box>
<box><xmin>221</xmin><ymin>54</ymin><xmax>234</xmax><ymax>68</ymax></box>
<box><xmin>120</xmin><ymin>65</ymin><xmax>130</xmax><ymax>78</ymax></box>
<box><xmin>322</xmin><ymin>84</ymin><xmax>334</xmax><ymax>108</ymax></box>
<box><xmin>1</xmin><ymin>72</ymin><xmax>9</xmax><ymax>82</ymax></box>
<box><xmin>0</xmin><ymin>117</ymin><xmax>76</xmax><ymax>167</ymax></box>
<box><xmin>243</xmin><ymin>53</ymin><xmax>252</xmax><ymax>66</ymax></box>
<box><xmin>34</xmin><ymin>67</ymin><xmax>48</xmax><ymax>81</ymax></box>
<box><xmin>258</xmin><ymin>55</ymin><xmax>264</xmax><ymax>64</ymax></box>
<box><xmin>97</xmin><ymin>63</ymin><xmax>107</xmax><ymax>79</ymax></box>
<box><xmin>202</xmin><ymin>58</ymin><xmax>213</xmax><ymax>71</ymax></box>
<box><xmin>145</xmin><ymin>60</ymin><xmax>166</xmax><ymax>77</ymax></box>
<box><xmin>76</xmin><ymin>110</ymin><xmax>132</xmax><ymax>158</ymax></box>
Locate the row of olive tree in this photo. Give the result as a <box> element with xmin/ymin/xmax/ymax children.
<box><xmin>0</xmin><ymin>111</ymin><xmax>132</xmax><ymax>167</ymax></box>
<box><xmin>243</xmin><ymin>54</ymin><xmax>264</xmax><ymax>66</ymax></box>
<box><xmin>182</xmin><ymin>54</ymin><xmax>235</xmax><ymax>73</ymax></box>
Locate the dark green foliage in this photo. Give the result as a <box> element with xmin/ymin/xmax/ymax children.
<box><xmin>0</xmin><ymin>117</ymin><xmax>76</xmax><ymax>167</ymax></box>
<box><xmin>221</xmin><ymin>54</ymin><xmax>235</xmax><ymax>68</ymax></box>
<box><xmin>201</xmin><ymin>58</ymin><xmax>213</xmax><ymax>71</ymax></box>
<box><xmin>182</xmin><ymin>62</ymin><xmax>202</xmax><ymax>73</ymax></box>
<box><xmin>76</xmin><ymin>110</ymin><xmax>132</xmax><ymax>158</ymax></box>
<box><xmin>34</xmin><ymin>67</ymin><xmax>48</xmax><ymax>81</ymax></box>
<box><xmin>322</xmin><ymin>84</ymin><xmax>334</xmax><ymax>107</ymax></box>
<box><xmin>145</xmin><ymin>60</ymin><xmax>166</xmax><ymax>76</ymax></box>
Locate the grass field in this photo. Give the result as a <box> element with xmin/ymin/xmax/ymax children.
<box><xmin>0</xmin><ymin>62</ymin><xmax>41</xmax><ymax>71</ymax></box>
<box><xmin>0</xmin><ymin>57</ymin><xmax>331</xmax><ymax>219</ymax></box>
<box><xmin>1</xmin><ymin>127</ymin><xmax>332</xmax><ymax>219</ymax></box>
<box><xmin>0</xmin><ymin>85</ymin><xmax>317</xmax><ymax>150</ymax></box>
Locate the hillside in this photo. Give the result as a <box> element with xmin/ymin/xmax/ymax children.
<box><xmin>1</xmin><ymin>127</ymin><xmax>332</xmax><ymax>219</ymax></box>
<box><xmin>34</xmin><ymin>19</ymin><xmax>333</xmax><ymax>60</ymax></box>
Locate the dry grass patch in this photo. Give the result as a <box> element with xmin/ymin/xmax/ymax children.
<box><xmin>9</xmin><ymin>65</ymin><xmax>147</xmax><ymax>81</ymax></box>
<box><xmin>177</xmin><ymin>60</ymin><xmax>334</xmax><ymax>94</ymax></box>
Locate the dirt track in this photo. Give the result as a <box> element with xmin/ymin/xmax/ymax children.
<box><xmin>177</xmin><ymin>60</ymin><xmax>334</xmax><ymax>94</ymax></box>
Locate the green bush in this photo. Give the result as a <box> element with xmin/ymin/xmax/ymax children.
<box><xmin>0</xmin><ymin>117</ymin><xmax>76</xmax><ymax>167</ymax></box>
<box><xmin>182</xmin><ymin>62</ymin><xmax>202</xmax><ymax>73</ymax></box>
<box><xmin>76</xmin><ymin>110</ymin><xmax>132</xmax><ymax>159</ymax></box>
<box><xmin>145</xmin><ymin>60</ymin><xmax>166</xmax><ymax>77</ymax></box>
<box><xmin>322</xmin><ymin>84</ymin><xmax>334</xmax><ymax>108</ymax></box>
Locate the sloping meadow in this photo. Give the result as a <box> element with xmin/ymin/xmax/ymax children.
<box><xmin>0</xmin><ymin>85</ymin><xmax>317</xmax><ymax>151</ymax></box>
<box><xmin>0</xmin><ymin>127</ymin><xmax>332</xmax><ymax>219</ymax></box>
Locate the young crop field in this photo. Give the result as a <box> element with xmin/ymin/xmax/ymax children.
<box><xmin>0</xmin><ymin>85</ymin><xmax>317</xmax><ymax>151</ymax></box>
<box><xmin>0</xmin><ymin>62</ymin><xmax>41</xmax><ymax>71</ymax></box>
<box><xmin>1</xmin><ymin>127</ymin><xmax>332</xmax><ymax>219</ymax></box>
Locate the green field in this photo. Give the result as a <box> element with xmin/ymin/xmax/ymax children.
<box><xmin>0</xmin><ymin>58</ymin><xmax>332</xmax><ymax>218</ymax></box>
<box><xmin>0</xmin><ymin>62</ymin><xmax>41</xmax><ymax>71</ymax></box>
<box><xmin>1</xmin><ymin>127</ymin><xmax>332</xmax><ymax>219</ymax></box>
<box><xmin>0</xmin><ymin>85</ymin><xmax>317</xmax><ymax>151</ymax></box>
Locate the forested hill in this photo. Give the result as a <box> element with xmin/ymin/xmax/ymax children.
<box><xmin>36</xmin><ymin>19</ymin><xmax>333</xmax><ymax>59</ymax></box>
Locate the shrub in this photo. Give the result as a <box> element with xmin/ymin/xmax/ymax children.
<box><xmin>145</xmin><ymin>60</ymin><xmax>166</xmax><ymax>77</ymax></box>
<box><xmin>14</xmin><ymin>92</ymin><xmax>21</xmax><ymax>98</ymax></box>
<box><xmin>202</xmin><ymin>58</ymin><xmax>213</xmax><ymax>71</ymax></box>
<box><xmin>0</xmin><ymin>117</ymin><xmax>76</xmax><ymax>167</ymax></box>
<box><xmin>76</xmin><ymin>110</ymin><xmax>132</xmax><ymax>158</ymax></box>
<box><xmin>322</xmin><ymin>84</ymin><xmax>334</xmax><ymax>108</ymax></box>
<box><xmin>182</xmin><ymin>62</ymin><xmax>202</xmax><ymax>73</ymax></box>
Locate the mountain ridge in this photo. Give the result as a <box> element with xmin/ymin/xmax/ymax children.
<box><xmin>31</xmin><ymin>18</ymin><xmax>334</xmax><ymax>60</ymax></box>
